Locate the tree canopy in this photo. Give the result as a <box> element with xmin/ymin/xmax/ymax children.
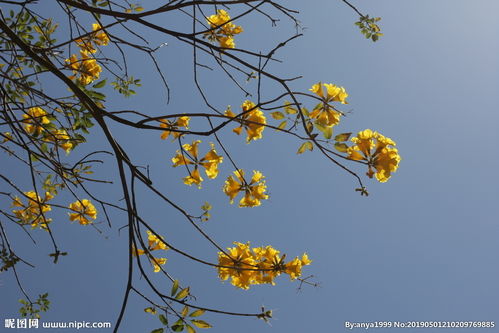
<box><xmin>0</xmin><ymin>1</ymin><xmax>401</xmax><ymax>332</ymax></box>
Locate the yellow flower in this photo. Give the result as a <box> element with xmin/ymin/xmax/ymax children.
<box><xmin>207</xmin><ymin>9</ymin><xmax>231</xmax><ymax>27</ymax></box>
<box><xmin>65</xmin><ymin>50</ymin><xmax>102</xmax><ymax>85</ymax></box>
<box><xmin>308</xmin><ymin>82</ymin><xmax>348</xmax><ymax>127</ymax></box>
<box><xmin>223</xmin><ymin>170</ymin><xmax>243</xmax><ymax>203</ymax></box>
<box><xmin>347</xmin><ymin>129</ymin><xmax>401</xmax><ymax>182</ymax></box>
<box><xmin>147</xmin><ymin>230</ymin><xmax>169</xmax><ymax>251</ymax></box>
<box><xmin>217</xmin><ymin>242</ymin><xmax>257</xmax><ymax>289</ymax></box>
<box><xmin>225</xmin><ymin>101</ymin><xmax>266</xmax><ymax>142</ymax></box>
<box><xmin>284</xmin><ymin>257</ymin><xmax>302</xmax><ymax>280</ymax></box>
<box><xmin>217</xmin><ymin>242</ymin><xmax>311</xmax><ymax>289</ymax></box>
<box><xmin>75</xmin><ymin>38</ymin><xmax>97</xmax><ymax>54</ymax></box>
<box><xmin>183</xmin><ymin>168</ymin><xmax>203</xmax><ymax>187</ymax></box>
<box><xmin>151</xmin><ymin>257</ymin><xmax>167</xmax><ymax>273</ymax></box>
<box><xmin>132</xmin><ymin>244</ymin><xmax>145</xmax><ymax>257</ymax></box>
<box><xmin>252</xmin><ymin>246</ymin><xmax>283</xmax><ymax>285</ymax></box>
<box><xmin>23</xmin><ymin>107</ymin><xmax>51</xmax><ymax>136</ymax></box>
<box><xmin>133</xmin><ymin>239</ymin><xmax>167</xmax><ymax>272</ymax></box>
<box><xmin>200</xmin><ymin>143</ymin><xmax>224</xmax><ymax>178</ymax></box>
<box><xmin>301</xmin><ymin>253</ymin><xmax>312</xmax><ymax>266</ymax></box>
<box><xmin>223</xmin><ymin>170</ymin><xmax>269</xmax><ymax>207</ymax></box>
<box><xmin>92</xmin><ymin>23</ymin><xmax>109</xmax><ymax>46</ymax></box>
<box><xmin>66</xmin><ymin>54</ymin><xmax>79</xmax><ymax>70</ymax></box>
<box><xmin>75</xmin><ymin>23</ymin><xmax>110</xmax><ymax>53</ymax></box>
<box><xmin>45</xmin><ymin>129</ymin><xmax>73</xmax><ymax>153</ymax></box>
<box><xmin>12</xmin><ymin>191</ymin><xmax>53</xmax><ymax>230</ymax></box>
<box><xmin>160</xmin><ymin>116</ymin><xmax>190</xmax><ymax>140</ymax></box>
<box><xmin>133</xmin><ymin>230</ymin><xmax>169</xmax><ymax>272</ymax></box>
<box><xmin>204</xmin><ymin>9</ymin><xmax>243</xmax><ymax>49</ymax></box>
<box><xmin>284</xmin><ymin>253</ymin><xmax>312</xmax><ymax>280</ymax></box>
<box><xmin>68</xmin><ymin>199</ymin><xmax>97</xmax><ymax>225</ymax></box>
<box><xmin>171</xmin><ymin>140</ymin><xmax>223</xmax><ymax>187</ymax></box>
<box><xmin>80</xmin><ymin>50</ymin><xmax>102</xmax><ymax>84</ymax></box>
<box><xmin>323</xmin><ymin>83</ymin><xmax>348</xmax><ymax>104</ymax></box>
<box><xmin>219</xmin><ymin>36</ymin><xmax>235</xmax><ymax>49</ymax></box>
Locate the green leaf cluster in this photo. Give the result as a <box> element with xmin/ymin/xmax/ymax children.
<box><xmin>111</xmin><ymin>76</ymin><xmax>141</xmax><ymax>97</ymax></box>
<box><xmin>200</xmin><ymin>202</ymin><xmax>212</xmax><ymax>222</ymax></box>
<box><xmin>148</xmin><ymin>281</ymin><xmax>212</xmax><ymax>333</ymax></box>
<box><xmin>270</xmin><ymin>101</ymin><xmax>300</xmax><ymax>131</ymax></box>
<box><xmin>19</xmin><ymin>294</ymin><xmax>50</xmax><ymax>319</ymax></box>
<box><xmin>0</xmin><ymin>248</ymin><xmax>19</xmax><ymax>272</ymax></box>
<box><xmin>355</xmin><ymin>15</ymin><xmax>383</xmax><ymax>42</ymax></box>
<box><xmin>333</xmin><ymin>132</ymin><xmax>352</xmax><ymax>153</ymax></box>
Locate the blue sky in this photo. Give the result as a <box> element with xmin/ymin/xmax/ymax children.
<box><xmin>1</xmin><ymin>1</ymin><xmax>499</xmax><ymax>332</ymax></box>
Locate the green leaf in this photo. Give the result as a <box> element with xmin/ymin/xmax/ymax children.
<box><xmin>314</xmin><ymin>123</ymin><xmax>333</xmax><ymax>139</ymax></box>
<box><xmin>355</xmin><ymin>187</ymin><xmax>369</xmax><ymax>196</ymax></box>
<box><xmin>159</xmin><ymin>314</ymin><xmax>168</xmax><ymax>326</ymax></box>
<box><xmin>283</xmin><ymin>102</ymin><xmax>297</xmax><ymax>114</ymax></box>
<box><xmin>277</xmin><ymin>120</ymin><xmax>287</xmax><ymax>130</ymax></box>
<box><xmin>186</xmin><ymin>325</ymin><xmax>196</xmax><ymax>333</ymax></box>
<box><xmin>189</xmin><ymin>309</ymin><xmax>205</xmax><ymax>317</ymax></box>
<box><xmin>171</xmin><ymin>323</ymin><xmax>184</xmax><ymax>332</ymax></box>
<box><xmin>306</xmin><ymin>121</ymin><xmax>314</xmax><ymax>133</ymax></box>
<box><xmin>191</xmin><ymin>320</ymin><xmax>212</xmax><ymax>329</ymax></box>
<box><xmin>87</xmin><ymin>90</ymin><xmax>106</xmax><ymax>101</ymax></box>
<box><xmin>297</xmin><ymin>141</ymin><xmax>313</xmax><ymax>154</ymax></box>
<box><xmin>151</xmin><ymin>329</ymin><xmax>164</xmax><ymax>333</ymax></box>
<box><xmin>324</xmin><ymin>126</ymin><xmax>333</xmax><ymax>139</ymax></box>
<box><xmin>334</xmin><ymin>142</ymin><xmax>349</xmax><ymax>153</ymax></box>
<box><xmin>171</xmin><ymin>280</ymin><xmax>179</xmax><ymax>297</ymax></box>
<box><xmin>181</xmin><ymin>306</ymin><xmax>189</xmax><ymax>318</ymax></box>
<box><xmin>92</xmin><ymin>79</ymin><xmax>107</xmax><ymax>88</ymax></box>
<box><xmin>270</xmin><ymin>111</ymin><xmax>285</xmax><ymax>120</ymax></box>
<box><xmin>30</xmin><ymin>153</ymin><xmax>39</xmax><ymax>162</ymax></box>
<box><xmin>334</xmin><ymin>132</ymin><xmax>352</xmax><ymax>142</ymax></box>
<box><xmin>175</xmin><ymin>287</ymin><xmax>190</xmax><ymax>300</ymax></box>
<box><xmin>200</xmin><ymin>202</ymin><xmax>212</xmax><ymax>211</ymax></box>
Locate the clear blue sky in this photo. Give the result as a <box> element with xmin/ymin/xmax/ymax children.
<box><xmin>1</xmin><ymin>1</ymin><xmax>499</xmax><ymax>332</ymax></box>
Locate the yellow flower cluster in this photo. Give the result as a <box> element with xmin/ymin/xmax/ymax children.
<box><xmin>347</xmin><ymin>129</ymin><xmax>401</xmax><ymax>182</ymax></box>
<box><xmin>45</xmin><ymin>129</ymin><xmax>73</xmax><ymax>153</ymax></box>
<box><xmin>66</xmin><ymin>23</ymin><xmax>109</xmax><ymax>85</ymax></box>
<box><xmin>309</xmin><ymin>82</ymin><xmax>348</xmax><ymax>127</ymax></box>
<box><xmin>75</xmin><ymin>23</ymin><xmax>110</xmax><ymax>54</ymax></box>
<box><xmin>225</xmin><ymin>100</ymin><xmax>266</xmax><ymax>142</ymax></box>
<box><xmin>22</xmin><ymin>106</ymin><xmax>74</xmax><ymax>153</ymax></box>
<box><xmin>66</xmin><ymin>51</ymin><xmax>102</xmax><ymax>86</ymax></box>
<box><xmin>159</xmin><ymin>116</ymin><xmax>190</xmax><ymax>140</ymax></box>
<box><xmin>223</xmin><ymin>169</ymin><xmax>268</xmax><ymax>207</ymax></box>
<box><xmin>12</xmin><ymin>191</ymin><xmax>54</xmax><ymax>230</ymax></box>
<box><xmin>133</xmin><ymin>230</ymin><xmax>169</xmax><ymax>272</ymax></box>
<box><xmin>172</xmin><ymin>140</ymin><xmax>223</xmax><ymax>187</ymax></box>
<box><xmin>204</xmin><ymin>9</ymin><xmax>243</xmax><ymax>49</ymax></box>
<box><xmin>217</xmin><ymin>242</ymin><xmax>312</xmax><ymax>289</ymax></box>
<box><xmin>23</xmin><ymin>107</ymin><xmax>50</xmax><ymax>136</ymax></box>
<box><xmin>68</xmin><ymin>199</ymin><xmax>97</xmax><ymax>225</ymax></box>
